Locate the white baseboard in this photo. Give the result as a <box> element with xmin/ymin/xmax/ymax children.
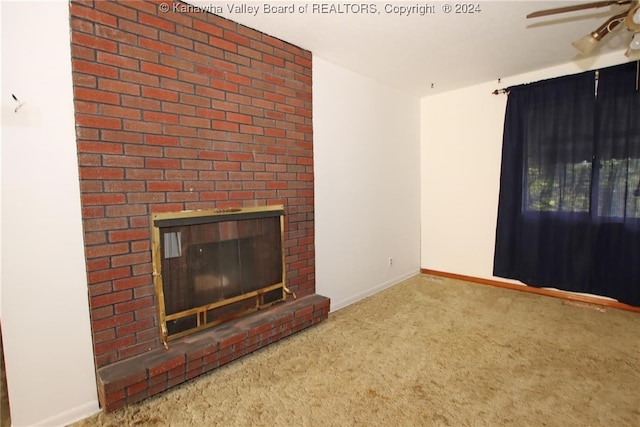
<box><xmin>31</xmin><ymin>399</ymin><xmax>99</xmax><ymax>427</ymax></box>
<box><xmin>329</xmin><ymin>269</ymin><xmax>421</xmax><ymax>312</ymax></box>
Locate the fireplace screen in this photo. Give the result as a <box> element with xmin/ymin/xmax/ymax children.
<box><xmin>151</xmin><ymin>206</ymin><xmax>286</xmax><ymax>345</ymax></box>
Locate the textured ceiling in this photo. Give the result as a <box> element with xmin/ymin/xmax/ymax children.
<box><xmin>188</xmin><ymin>1</ymin><xmax>634</xmax><ymax>97</ymax></box>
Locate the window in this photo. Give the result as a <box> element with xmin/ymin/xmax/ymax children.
<box><xmin>522</xmin><ymin>90</ymin><xmax>640</xmax><ymax>220</ymax></box>
<box><xmin>494</xmin><ymin>62</ymin><xmax>640</xmax><ymax>307</ymax></box>
<box><xmin>523</xmin><ymin>100</ymin><xmax>593</xmax><ymax>214</ymax></box>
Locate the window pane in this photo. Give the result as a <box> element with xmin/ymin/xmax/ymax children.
<box><xmin>526</xmin><ymin>160</ymin><xmax>592</xmax><ymax>212</ymax></box>
<box><xmin>523</xmin><ymin>101</ymin><xmax>593</xmax><ymax>213</ymax></box>
<box><xmin>597</xmin><ymin>158</ymin><xmax>640</xmax><ymax>219</ymax></box>
<box><xmin>630</xmin><ymin>158</ymin><xmax>640</xmax><ymax>219</ymax></box>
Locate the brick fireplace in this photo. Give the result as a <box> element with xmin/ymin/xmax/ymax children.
<box><xmin>69</xmin><ymin>0</ymin><xmax>329</xmax><ymax>412</ymax></box>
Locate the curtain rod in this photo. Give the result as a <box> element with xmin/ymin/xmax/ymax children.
<box><xmin>492</xmin><ymin>77</ymin><xmax>508</xmax><ymax>95</ymax></box>
<box><xmin>493</xmin><ymin>62</ymin><xmax>639</xmax><ymax>94</ymax></box>
<box><xmin>492</xmin><ymin>88</ymin><xmax>509</xmax><ymax>95</ymax></box>
<box><xmin>492</xmin><ymin>70</ymin><xmax>600</xmax><ymax>95</ymax></box>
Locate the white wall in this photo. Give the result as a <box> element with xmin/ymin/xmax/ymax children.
<box><xmin>313</xmin><ymin>56</ymin><xmax>422</xmax><ymax>310</ymax></box>
<box><xmin>420</xmin><ymin>51</ymin><xmax>630</xmax><ymax>283</ymax></box>
<box><xmin>1</xmin><ymin>2</ymin><xmax>99</xmax><ymax>426</ymax></box>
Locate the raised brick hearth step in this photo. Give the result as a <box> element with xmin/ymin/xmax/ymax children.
<box><xmin>96</xmin><ymin>294</ymin><xmax>330</xmax><ymax>412</ymax></box>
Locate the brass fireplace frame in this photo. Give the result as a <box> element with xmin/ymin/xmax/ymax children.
<box><xmin>150</xmin><ymin>205</ymin><xmax>288</xmax><ymax>348</ymax></box>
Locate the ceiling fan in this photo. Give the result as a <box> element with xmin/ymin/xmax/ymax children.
<box><xmin>527</xmin><ymin>0</ymin><xmax>640</xmax><ymax>60</ymax></box>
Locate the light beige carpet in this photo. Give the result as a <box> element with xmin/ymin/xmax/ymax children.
<box><xmin>71</xmin><ymin>274</ymin><xmax>639</xmax><ymax>426</ymax></box>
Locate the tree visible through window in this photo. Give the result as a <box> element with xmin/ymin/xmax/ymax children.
<box><xmin>523</xmin><ymin>89</ymin><xmax>640</xmax><ymax>219</ymax></box>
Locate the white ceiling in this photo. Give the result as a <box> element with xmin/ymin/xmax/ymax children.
<box><xmin>189</xmin><ymin>1</ymin><xmax>634</xmax><ymax>97</ymax></box>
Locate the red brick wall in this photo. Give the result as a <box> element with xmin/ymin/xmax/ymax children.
<box><xmin>69</xmin><ymin>0</ymin><xmax>314</xmax><ymax>369</ymax></box>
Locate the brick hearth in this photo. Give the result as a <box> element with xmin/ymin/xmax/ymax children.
<box><xmin>97</xmin><ymin>294</ymin><xmax>329</xmax><ymax>412</ymax></box>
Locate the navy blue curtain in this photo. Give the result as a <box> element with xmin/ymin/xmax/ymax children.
<box><xmin>494</xmin><ymin>62</ymin><xmax>640</xmax><ymax>307</ymax></box>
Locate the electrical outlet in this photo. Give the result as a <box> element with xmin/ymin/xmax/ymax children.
<box><xmin>388</xmin><ymin>257</ymin><xmax>393</xmax><ymax>266</ymax></box>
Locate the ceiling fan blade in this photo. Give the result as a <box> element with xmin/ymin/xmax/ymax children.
<box><xmin>527</xmin><ymin>0</ymin><xmax>631</xmax><ymax>19</ymax></box>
